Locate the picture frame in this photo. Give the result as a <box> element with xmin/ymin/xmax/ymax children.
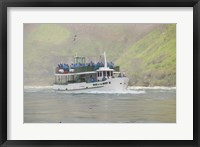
<box><xmin>0</xmin><ymin>0</ymin><xmax>199</xmax><ymax>146</ymax></box>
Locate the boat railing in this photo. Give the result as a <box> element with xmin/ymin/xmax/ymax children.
<box><xmin>55</xmin><ymin>65</ymin><xmax>120</xmax><ymax>74</ymax></box>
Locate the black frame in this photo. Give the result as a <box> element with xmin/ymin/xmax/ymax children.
<box><xmin>0</xmin><ymin>0</ymin><xmax>199</xmax><ymax>146</ymax></box>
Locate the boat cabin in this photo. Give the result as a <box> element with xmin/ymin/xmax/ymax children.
<box><xmin>96</xmin><ymin>68</ymin><xmax>114</xmax><ymax>82</ymax></box>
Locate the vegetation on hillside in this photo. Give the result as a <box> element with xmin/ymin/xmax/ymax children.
<box><xmin>116</xmin><ymin>24</ymin><xmax>176</xmax><ymax>86</ymax></box>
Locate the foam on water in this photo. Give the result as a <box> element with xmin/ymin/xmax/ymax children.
<box><xmin>128</xmin><ymin>86</ymin><xmax>176</xmax><ymax>90</ymax></box>
<box><xmin>82</xmin><ymin>90</ymin><xmax>145</xmax><ymax>94</ymax></box>
<box><xmin>55</xmin><ymin>90</ymin><xmax>145</xmax><ymax>94</ymax></box>
<box><xmin>24</xmin><ymin>86</ymin><xmax>145</xmax><ymax>94</ymax></box>
<box><xmin>24</xmin><ymin>86</ymin><xmax>53</xmax><ymax>89</ymax></box>
<box><xmin>24</xmin><ymin>85</ymin><xmax>175</xmax><ymax>94</ymax></box>
<box><xmin>24</xmin><ymin>86</ymin><xmax>54</xmax><ymax>93</ymax></box>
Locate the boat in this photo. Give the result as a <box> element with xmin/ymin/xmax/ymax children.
<box><xmin>53</xmin><ymin>52</ymin><xmax>129</xmax><ymax>92</ymax></box>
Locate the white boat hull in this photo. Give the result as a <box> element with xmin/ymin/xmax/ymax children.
<box><xmin>53</xmin><ymin>77</ymin><xmax>129</xmax><ymax>92</ymax></box>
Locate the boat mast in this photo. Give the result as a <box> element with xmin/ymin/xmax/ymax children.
<box><xmin>104</xmin><ymin>52</ymin><xmax>107</xmax><ymax>68</ymax></box>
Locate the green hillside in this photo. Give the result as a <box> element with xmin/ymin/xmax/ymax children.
<box><xmin>116</xmin><ymin>24</ymin><xmax>176</xmax><ymax>86</ymax></box>
<box><xmin>23</xmin><ymin>24</ymin><xmax>176</xmax><ymax>86</ymax></box>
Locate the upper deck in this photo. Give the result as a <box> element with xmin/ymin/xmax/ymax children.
<box><xmin>54</xmin><ymin>53</ymin><xmax>125</xmax><ymax>84</ymax></box>
<box><xmin>55</xmin><ymin>54</ymin><xmax>120</xmax><ymax>75</ymax></box>
<box><xmin>55</xmin><ymin>65</ymin><xmax>120</xmax><ymax>74</ymax></box>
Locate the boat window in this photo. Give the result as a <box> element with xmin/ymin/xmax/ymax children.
<box><xmin>100</xmin><ymin>72</ymin><xmax>102</xmax><ymax>77</ymax></box>
<box><xmin>55</xmin><ymin>75</ymin><xmax>69</xmax><ymax>84</ymax></box>
<box><xmin>67</xmin><ymin>75</ymin><xmax>75</xmax><ymax>83</ymax></box>
<box><xmin>107</xmin><ymin>71</ymin><xmax>110</xmax><ymax>77</ymax></box>
<box><xmin>103</xmin><ymin>71</ymin><xmax>106</xmax><ymax>76</ymax></box>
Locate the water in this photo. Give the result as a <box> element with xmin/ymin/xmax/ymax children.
<box><xmin>24</xmin><ymin>87</ymin><xmax>176</xmax><ymax>123</ymax></box>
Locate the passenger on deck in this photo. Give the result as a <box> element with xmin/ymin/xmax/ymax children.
<box><xmin>89</xmin><ymin>61</ymin><xmax>94</xmax><ymax>66</ymax></box>
<box><xmin>60</xmin><ymin>63</ymin><xmax>63</xmax><ymax>68</ymax></box>
<box><xmin>63</xmin><ymin>64</ymin><xmax>69</xmax><ymax>71</ymax></box>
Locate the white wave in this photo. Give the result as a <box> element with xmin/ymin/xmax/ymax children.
<box><xmin>24</xmin><ymin>86</ymin><xmax>145</xmax><ymax>94</ymax></box>
<box><xmin>128</xmin><ymin>86</ymin><xmax>176</xmax><ymax>90</ymax></box>
<box><xmin>88</xmin><ymin>90</ymin><xmax>145</xmax><ymax>94</ymax></box>
<box><xmin>24</xmin><ymin>86</ymin><xmax>53</xmax><ymax>89</ymax></box>
<box><xmin>56</xmin><ymin>90</ymin><xmax>145</xmax><ymax>94</ymax></box>
<box><xmin>24</xmin><ymin>86</ymin><xmax>54</xmax><ymax>93</ymax></box>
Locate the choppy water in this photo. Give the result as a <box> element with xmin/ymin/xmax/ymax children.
<box><xmin>24</xmin><ymin>86</ymin><xmax>176</xmax><ymax>123</ymax></box>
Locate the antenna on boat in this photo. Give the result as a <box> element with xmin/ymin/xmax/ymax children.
<box><xmin>104</xmin><ymin>51</ymin><xmax>107</xmax><ymax>68</ymax></box>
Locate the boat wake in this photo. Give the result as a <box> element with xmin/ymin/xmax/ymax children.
<box><xmin>24</xmin><ymin>86</ymin><xmax>54</xmax><ymax>93</ymax></box>
<box><xmin>88</xmin><ymin>89</ymin><xmax>146</xmax><ymax>94</ymax></box>
<box><xmin>128</xmin><ymin>86</ymin><xmax>176</xmax><ymax>90</ymax></box>
<box><xmin>24</xmin><ymin>86</ymin><xmax>145</xmax><ymax>94</ymax></box>
<box><xmin>57</xmin><ymin>90</ymin><xmax>145</xmax><ymax>94</ymax></box>
<box><xmin>24</xmin><ymin>86</ymin><xmax>175</xmax><ymax>94</ymax></box>
<box><xmin>24</xmin><ymin>86</ymin><xmax>53</xmax><ymax>89</ymax></box>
